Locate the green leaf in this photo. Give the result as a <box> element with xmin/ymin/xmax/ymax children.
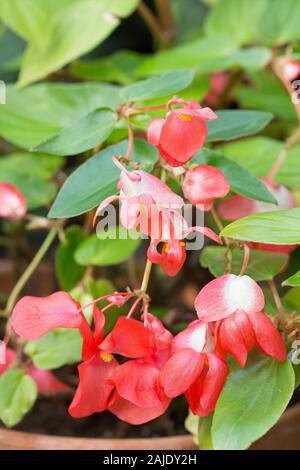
<box><xmin>282</xmin><ymin>271</ymin><xmax>300</xmax><ymax>287</ymax></box>
<box><xmin>0</xmin><ymin>0</ymin><xmax>139</xmax><ymax>87</ymax></box>
<box><xmin>24</xmin><ymin>329</ymin><xmax>82</xmax><ymax>370</ymax></box>
<box><xmin>194</xmin><ymin>47</ymin><xmax>271</xmax><ymax>74</ymax></box>
<box><xmin>206</xmin><ymin>110</ymin><xmax>273</xmax><ymax>142</ymax></box>
<box><xmin>55</xmin><ymin>225</ymin><xmax>86</xmax><ymax>291</ymax></box>
<box><xmin>49</xmin><ymin>139</ymin><xmax>158</xmax><ymax>218</ymax></box>
<box><xmin>137</xmin><ymin>36</ymin><xmax>236</xmax><ymax>76</ymax></box>
<box><xmin>0</xmin><ymin>83</ymin><xmax>121</xmax><ymax>148</ymax></box>
<box><xmin>0</xmin><ymin>152</ymin><xmax>64</xmax><ymax>179</ymax></box>
<box><xmin>236</xmin><ymin>71</ymin><xmax>297</xmax><ymax>123</ymax></box>
<box><xmin>218</xmin><ymin>137</ymin><xmax>300</xmax><ymax>189</ymax></box>
<box><xmin>0</xmin><ymin>369</ymin><xmax>37</xmax><ymax>427</ymax></box>
<box><xmin>184</xmin><ymin>409</ymin><xmax>199</xmax><ymax>446</ymax></box>
<box><xmin>220</xmin><ymin>209</ymin><xmax>300</xmax><ymax>244</ymax></box>
<box><xmin>0</xmin><ymin>170</ymin><xmax>56</xmax><ymax>209</ymax></box>
<box><xmin>258</xmin><ymin>0</ymin><xmax>300</xmax><ymax>45</ymax></box>
<box><xmin>212</xmin><ymin>354</ymin><xmax>295</xmax><ymax>450</ymax></box>
<box><xmin>75</xmin><ymin>226</ymin><xmax>140</xmax><ymax>267</ymax></box>
<box><xmin>70</xmin><ymin>50</ymin><xmax>143</xmax><ymax>85</ymax></box>
<box><xmin>192</xmin><ymin>148</ymin><xmax>277</xmax><ymax>204</ymax></box>
<box><xmin>198</xmin><ymin>415</ymin><xmax>214</xmax><ymax>450</ymax></box>
<box><xmin>201</xmin><ymin>246</ymin><xmax>288</xmax><ymax>281</ymax></box>
<box><xmin>34</xmin><ymin>108</ymin><xmax>117</xmax><ymax>156</ymax></box>
<box><xmin>120</xmin><ymin>70</ymin><xmax>195</xmax><ymax>102</ymax></box>
<box><xmin>284</xmin><ymin>287</ymin><xmax>300</xmax><ymax>309</ymax></box>
<box><xmin>204</xmin><ymin>0</ymin><xmax>268</xmax><ymax>47</ymax></box>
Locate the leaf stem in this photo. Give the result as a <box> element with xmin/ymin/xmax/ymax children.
<box><xmin>239</xmin><ymin>244</ymin><xmax>250</xmax><ymax>276</ymax></box>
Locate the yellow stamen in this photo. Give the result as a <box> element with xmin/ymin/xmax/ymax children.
<box><xmin>100</xmin><ymin>352</ymin><xmax>113</xmax><ymax>363</ymax></box>
<box><xmin>164</xmin><ymin>243</ymin><xmax>169</xmax><ymax>253</ymax></box>
<box><xmin>180</xmin><ymin>241</ymin><xmax>186</xmax><ymax>247</ymax></box>
<box><xmin>178</xmin><ymin>113</ymin><xmax>192</xmax><ymax>122</ymax></box>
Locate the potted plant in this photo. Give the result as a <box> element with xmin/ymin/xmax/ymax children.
<box><xmin>0</xmin><ymin>0</ymin><xmax>300</xmax><ymax>451</ymax></box>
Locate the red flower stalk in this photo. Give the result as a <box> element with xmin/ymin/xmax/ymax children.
<box><xmin>0</xmin><ymin>182</ymin><xmax>27</xmax><ymax>219</ymax></box>
<box><xmin>160</xmin><ymin>320</ymin><xmax>228</xmax><ymax>416</ymax></box>
<box><xmin>183</xmin><ymin>164</ymin><xmax>230</xmax><ymax>210</ymax></box>
<box><xmin>195</xmin><ymin>274</ymin><xmax>286</xmax><ymax>367</ymax></box>
<box><xmin>147</xmin><ymin>97</ymin><xmax>217</xmax><ymax>167</ymax></box>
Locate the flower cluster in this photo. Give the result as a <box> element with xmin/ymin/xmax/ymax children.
<box><xmin>11</xmin><ymin>271</ymin><xmax>286</xmax><ymax>424</ymax></box>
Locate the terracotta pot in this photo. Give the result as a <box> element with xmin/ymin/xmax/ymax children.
<box><xmin>0</xmin><ymin>404</ymin><xmax>299</xmax><ymax>450</ymax></box>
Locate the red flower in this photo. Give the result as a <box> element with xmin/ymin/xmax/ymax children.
<box><xmin>147</xmin><ymin>98</ymin><xmax>217</xmax><ymax>167</ymax></box>
<box><xmin>0</xmin><ymin>182</ymin><xmax>27</xmax><ymax>219</ymax></box>
<box><xmin>195</xmin><ymin>274</ymin><xmax>286</xmax><ymax>367</ymax></box>
<box><xmin>218</xmin><ymin>178</ymin><xmax>296</xmax><ymax>253</ymax></box>
<box><xmin>160</xmin><ymin>320</ymin><xmax>228</xmax><ymax>416</ymax></box>
<box><xmin>183</xmin><ymin>164</ymin><xmax>230</xmax><ymax>210</ymax></box>
<box><xmin>147</xmin><ymin>209</ymin><xmax>222</xmax><ymax>276</ymax></box>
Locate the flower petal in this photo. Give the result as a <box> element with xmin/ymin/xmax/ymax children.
<box><xmin>99</xmin><ymin>317</ymin><xmax>155</xmax><ymax>359</ymax></box>
<box><xmin>218</xmin><ymin>195</ymin><xmax>256</xmax><ymax>221</ymax></box>
<box><xmin>195</xmin><ymin>274</ymin><xmax>265</xmax><ymax>322</ymax></box>
<box><xmin>183</xmin><ymin>165</ymin><xmax>229</xmax><ymax>206</ymax></box>
<box><xmin>108</xmin><ymin>391</ymin><xmax>170</xmax><ymax>425</ymax></box>
<box><xmin>249</xmin><ymin>312</ymin><xmax>286</xmax><ymax>362</ymax></box>
<box><xmin>160</xmin><ymin>112</ymin><xmax>208</xmax><ymax>165</ymax></box>
<box><xmin>147</xmin><ymin>118</ymin><xmax>164</xmax><ymax>146</ymax></box>
<box><xmin>0</xmin><ymin>182</ymin><xmax>27</xmax><ymax>219</ymax></box>
<box><xmin>28</xmin><ymin>366</ymin><xmax>70</xmax><ymax>393</ymax></box>
<box><xmin>12</xmin><ymin>292</ymin><xmax>82</xmax><ymax>340</ymax></box>
<box><xmin>109</xmin><ymin>361</ymin><xmax>163</xmax><ymax>408</ymax></box>
<box><xmin>172</xmin><ymin>320</ymin><xmax>208</xmax><ymax>354</ymax></box>
<box><xmin>185</xmin><ymin>353</ymin><xmax>228</xmax><ymax>417</ymax></box>
<box><xmin>160</xmin><ymin>348</ymin><xmax>204</xmax><ymax>398</ymax></box>
<box><xmin>69</xmin><ymin>353</ymin><xmax>118</xmax><ymax>418</ymax></box>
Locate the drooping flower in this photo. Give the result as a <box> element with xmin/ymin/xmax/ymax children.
<box><xmin>183</xmin><ymin>164</ymin><xmax>230</xmax><ymax>210</ymax></box>
<box><xmin>147</xmin><ymin>211</ymin><xmax>222</xmax><ymax>276</ymax></box>
<box><xmin>94</xmin><ymin>157</ymin><xmax>184</xmax><ymax>239</ymax></box>
<box><xmin>147</xmin><ymin>98</ymin><xmax>217</xmax><ymax>167</ymax></box>
<box><xmin>195</xmin><ymin>274</ymin><xmax>286</xmax><ymax>367</ymax></box>
<box><xmin>0</xmin><ymin>182</ymin><xmax>27</xmax><ymax>219</ymax></box>
<box><xmin>218</xmin><ymin>178</ymin><xmax>296</xmax><ymax>253</ymax></box>
<box><xmin>160</xmin><ymin>320</ymin><xmax>228</xmax><ymax>416</ymax></box>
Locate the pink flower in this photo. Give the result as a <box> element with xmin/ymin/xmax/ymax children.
<box><xmin>0</xmin><ymin>182</ymin><xmax>27</xmax><ymax>219</ymax></box>
<box><xmin>147</xmin><ymin>98</ymin><xmax>217</xmax><ymax>167</ymax></box>
<box><xmin>195</xmin><ymin>274</ymin><xmax>286</xmax><ymax>367</ymax></box>
<box><xmin>218</xmin><ymin>178</ymin><xmax>296</xmax><ymax>253</ymax></box>
<box><xmin>160</xmin><ymin>320</ymin><xmax>228</xmax><ymax>416</ymax></box>
<box><xmin>94</xmin><ymin>157</ymin><xmax>184</xmax><ymax>238</ymax></box>
<box><xmin>205</xmin><ymin>72</ymin><xmax>230</xmax><ymax>107</ymax></box>
<box><xmin>279</xmin><ymin>58</ymin><xmax>300</xmax><ymax>82</ymax></box>
<box><xmin>183</xmin><ymin>165</ymin><xmax>230</xmax><ymax>210</ymax></box>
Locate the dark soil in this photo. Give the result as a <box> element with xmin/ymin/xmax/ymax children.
<box><xmin>4</xmin><ymin>396</ymin><xmax>188</xmax><ymax>438</ymax></box>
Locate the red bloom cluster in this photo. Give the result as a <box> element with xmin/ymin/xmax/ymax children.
<box><xmin>11</xmin><ymin>275</ymin><xmax>286</xmax><ymax>424</ymax></box>
<box><xmin>147</xmin><ymin>97</ymin><xmax>217</xmax><ymax>167</ymax></box>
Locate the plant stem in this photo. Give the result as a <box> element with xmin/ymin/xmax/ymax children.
<box><xmin>137</xmin><ymin>2</ymin><xmax>163</xmax><ymax>44</ymax></box>
<box><xmin>4</xmin><ymin>225</ymin><xmax>60</xmax><ymax>315</ymax></box>
<box><xmin>268</xmin><ymin>126</ymin><xmax>300</xmax><ymax>180</ymax></box>
<box><xmin>133</xmin><ymin>104</ymin><xmax>166</xmax><ymax>112</ymax></box>
<box><xmin>268</xmin><ymin>279</ymin><xmax>286</xmax><ymax>325</ymax></box>
<box><xmin>125</xmin><ymin>116</ymin><xmax>134</xmax><ymax>160</ymax></box>
<box><xmin>239</xmin><ymin>244</ymin><xmax>250</xmax><ymax>276</ymax></box>
<box><xmin>140</xmin><ymin>258</ymin><xmax>153</xmax><ymax>293</ymax></box>
<box><xmin>154</xmin><ymin>0</ymin><xmax>176</xmax><ymax>48</ymax></box>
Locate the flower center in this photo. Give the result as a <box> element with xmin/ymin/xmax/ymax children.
<box><xmin>178</xmin><ymin>113</ymin><xmax>192</xmax><ymax>122</ymax></box>
<box><xmin>100</xmin><ymin>352</ymin><xmax>113</xmax><ymax>363</ymax></box>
